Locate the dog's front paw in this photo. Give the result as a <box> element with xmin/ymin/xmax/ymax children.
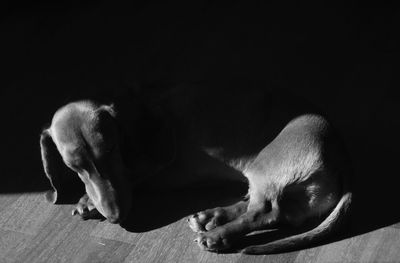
<box><xmin>72</xmin><ymin>194</ymin><xmax>104</xmax><ymax>221</ymax></box>
<box><xmin>188</xmin><ymin>208</ymin><xmax>227</xmax><ymax>233</ymax></box>
<box><xmin>194</xmin><ymin>232</ymin><xmax>231</xmax><ymax>252</ymax></box>
<box><xmin>72</xmin><ymin>206</ymin><xmax>103</xmax><ymax>220</ymax></box>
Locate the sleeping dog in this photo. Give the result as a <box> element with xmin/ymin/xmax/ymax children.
<box><xmin>40</xmin><ymin>88</ymin><xmax>351</xmax><ymax>254</ymax></box>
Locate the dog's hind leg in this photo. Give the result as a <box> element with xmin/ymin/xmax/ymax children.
<box><xmin>188</xmin><ymin>199</ymin><xmax>249</xmax><ymax>233</ymax></box>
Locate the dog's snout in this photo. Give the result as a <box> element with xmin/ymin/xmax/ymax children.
<box><xmin>100</xmin><ymin>191</ymin><xmax>131</xmax><ymax>224</ymax></box>
<box><xmin>100</xmin><ymin>198</ymin><xmax>125</xmax><ymax>224</ymax></box>
<box><xmin>107</xmin><ymin>211</ymin><xmax>121</xmax><ymax>224</ymax></box>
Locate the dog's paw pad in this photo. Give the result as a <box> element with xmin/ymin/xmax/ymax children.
<box><xmin>187</xmin><ymin>208</ymin><xmax>227</xmax><ymax>233</ymax></box>
<box><xmin>188</xmin><ymin>213</ymin><xmax>207</xmax><ymax>233</ymax></box>
<box><xmin>194</xmin><ymin>233</ymin><xmax>229</xmax><ymax>252</ymax></box>
<box><xmin>72</xmin><ymin>206</ymin><xmax>88</xmax><ymax>216</ymax></box>
<box><xmin>205</xmin><ymin>218</ymin><xmax>219</xmax><ymax>231</ymax></box>
<box><xmin>72</xmin><ymin>202</ymin><xmax>104</xmax><ymax>221</ymax></box>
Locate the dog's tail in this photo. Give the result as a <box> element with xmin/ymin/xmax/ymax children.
<box><xmin>241</xmin><ymin>190</ymin><xmax>352</xmax><ymax>255</ymax></box>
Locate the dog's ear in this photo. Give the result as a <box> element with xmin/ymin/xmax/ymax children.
<box><xmin>40</xmin><ymin>129</ymin><xmax>84</xmax><ymax>204</ymax></box>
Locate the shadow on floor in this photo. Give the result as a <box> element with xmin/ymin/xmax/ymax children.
<box><xmin>121</xmin><ymin>182</ymin><xmax>248</xmax><ymax>233</ymax></box>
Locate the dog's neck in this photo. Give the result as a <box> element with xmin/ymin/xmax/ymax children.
<box><xmin>116</xmin><ymin>103</ymin><xmax>177</xmax><ymax>184</ymax></box>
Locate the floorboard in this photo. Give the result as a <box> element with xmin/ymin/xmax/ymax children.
<box><xmin>0</xmin><ymin>192</ymin><xmax>398</xmax><ymax>263</ymax></box>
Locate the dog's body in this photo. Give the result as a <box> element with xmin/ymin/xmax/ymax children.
<box><xmin>40</xmin><ymin>86</ymin><xmax>351</xmax><ymax>254</ymax></box>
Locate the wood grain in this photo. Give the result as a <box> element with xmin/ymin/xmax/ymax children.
<box><xmin>0</xmin><ymin>192</ymin><xmax>399</xmax><ymax>263</ymax></box>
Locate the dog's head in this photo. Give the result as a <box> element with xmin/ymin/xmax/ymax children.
<box><xmin>40</xmin><ymin>99</ymin><xmax>177</xmax><ymax>224</ymax></box>
<box><xmin>40</xmin><ymin>101</ymin><xmax>132</xmax><ymax>223</ymax></box>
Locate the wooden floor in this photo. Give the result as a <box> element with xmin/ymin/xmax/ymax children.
<box><xmin>1</xmin><ymin>191</ymin><xmax>400</xmax><ymax>263</ymax></box>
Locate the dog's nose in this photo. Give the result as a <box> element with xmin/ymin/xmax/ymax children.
<box><xmin>98</xmin><ymin>199</ymin><xmax>123</xmax><ymax>224</ymax></box>
<box><xmin>106</xmin><ymin>209</ymin><xmax>122</xmax><ymax>224</ymax></box>
<box><xmin>107</xmin><ymin>215</ymin><xmax>120</xmax><ymax>224</ymax></box>
<box><xmin>105</xmin><ymin>203</ymin><xmax>130</xmax><ymax>224</ymax></box>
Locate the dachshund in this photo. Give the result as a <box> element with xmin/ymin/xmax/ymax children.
<box><xmin>39</xmin><ymin>87</ymin><xmax>351</xmax><ymax>254</ymax></box>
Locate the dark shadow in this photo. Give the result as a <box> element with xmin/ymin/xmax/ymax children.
<box><xmin>121</xmin><ymin>182</ymin><xmax>248</xmax><ymax>232</ymax></box>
